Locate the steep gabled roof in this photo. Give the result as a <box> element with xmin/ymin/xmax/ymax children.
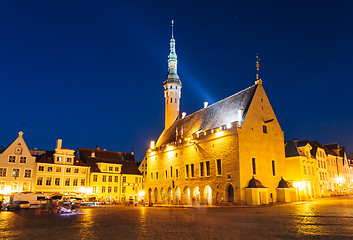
<box><xmin>78</xmin><ymin>148</ymin><xmax>141</xmax><ymax>175</ymax></box>
<box><xmin>156</xmin><ymin>84</ymin><xmax>258</xmax><ymax>147</ymax></box>
<box><xmin>285</xmin><ymin>140</ymin><xmax>301</xmax><ymax>157</ymax></box>
<box><xmin>36</xmin><ymin>151</ymin><xmax>87</xmax><ymax>167</ymax></box>
<box><xmin>78</xmin><ymin>148</ymin><xmax>135</xmax><ymax>163</ymax></box>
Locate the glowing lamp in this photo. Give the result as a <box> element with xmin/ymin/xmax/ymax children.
<box><xmin>182</xmin><ymin>112</ymin><xmax>186</xmax><ymax>118</ymax></box>
<box><xmin>150</xmin><ymin>141</ymin><xmax>155</xmax><ymax>150</ymax></box>
<box><xmin>226</xmin><ymin>123</ymin><xmax>232</xmax><ymax>129</ymax></box>
<box><xmin>204</xmin><ymin>102</ymin><xmax>208</xmax><ymax>108</ymax></box>
<box><xmin>293</xmin><ymin>181</ymin><xmax>306</xmax><ymax>189</ymax></box>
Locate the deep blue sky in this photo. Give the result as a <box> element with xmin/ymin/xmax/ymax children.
<box><xmin>1</xmin><ymin>1</ymin><xmax>352</xmax><ymax>160</ymax></box>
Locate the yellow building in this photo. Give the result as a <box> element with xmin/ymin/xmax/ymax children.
<box><xmin>145</xmin><ymin>25</ymin><xmax>291</xmax><ymax>206</ymax></box>
<box><xmin>285</xmin><ymin>140</ymin><xmax>319</xmax><ymax>200</ymax></box>
<box><xmin>34</xmin><ymin>139</ymin><xmax>90</xmax><ymax>196</ymax></box>
<box><xmin>0</xmin><ymin>131</ymin><xmax>36</xmax><ymax>198</ymax></box>
<box><xmin>78</xmin><ymin>147</ymin><xmax>143</xmax><ymax>203</ymax></box>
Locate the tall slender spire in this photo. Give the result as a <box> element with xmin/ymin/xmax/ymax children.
<box><xmin>171</xmin><ymin>20</ymin><xmax>174</xmax><ymax>39</ymax></box>
<box><xmin>255</xmin><ymin>54</ymin><xmax>262</xmax><ymax>84</ymax></box>
<box><xmin>164</xmin><ymin>20</ymin><xmax>180</xmax><ymax>84</ymax></box>
<box><xmin>164</xmin><ymin>20</ymin><xmax>182</xmax><ymax>129</ymax></box>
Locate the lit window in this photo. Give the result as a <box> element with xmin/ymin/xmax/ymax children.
<box><xmin>55</xmin><ymin>178</ymin><xmax>60</xmax><ymax>186</ymax></box>
<box><xmin>108</xmin><ymin>176</ymin><xmax>112</xmax><ymax>182</ymax></box>
<box><xmin>46</xmin><ymin>177</ymin><xmax>52</xmax><ymax>186</ymax></box>
<box><xmin>0</xmin><ymin>168</ymin><xmax>7</xmax><ymax>177</ymax></box>
<box><xmin>37</xmin><ymin>177</ymin><xmax>43</xmax><ymax>186</ymax></box>
<box><xmin>123</xmin><ymin>176</ymin><xmax>126</xmax><ymax>183</ymax></box>
<box><xmin>200</xmin><ymin>162</ymin><xmax>204</xmax><ymax>177</ymax></box>
<box><xmin>114</xmin><ymin>176</ymin><xmax>119</xmax><ymax>182</ymax></box>
<box><xmin>93</xmin><ymin>175</ymin><xmax>98</xmax><ymax>182</ymax></box>
<box><xmin>102</xmin><ymin>186</ymin><xmax>106</xmax><ymax>193</ymax></box>
<box><xmin>216</xmin><ymin>159</ymin><xmax>221</xmax><ymax>176</ymax></box>
<box><xmin>108</xmin><ymin>186</ymin><xmax>112</xmax><ymax>193</ymax></box>
<box><xmin>93</xmin><ymin>186</ymin><xmax>97</xmax><ymax>193</ymax></box>
<box><xmin>73</xmin><ymin>179</ymin><xmax>78</xmax><ymax>186</ymax></box>
<box><xmin>57</xmin><ymin>157</ymin><xmax>62</xmax><ymax>162</ymax></box>
<box><xmin>12</xmin><ymin>169</ymin><xmax>20</xmax><ymax>178</ymax></box>
<box><xmin>20</xmin><ymin>157</ymin><xmax>27</xmax><ymax>163</ymax></box>
<box><xmin>206</xmin><ymin>161</ymin><xmax>210</xmax><ymax>176</ymax></box>
<box><xmin>303</xmin><ymin>166</ymin><xmax>307</xmax><ymax>175</ymax></box>
<box><xmin>9</xmin><ymin>156</ymin><xmax>16</xmax><ymax>163</ymax></box>
<box><xmin>102</xmin><ymin>175</ymin><xmax>107</xmax><ymax>182</ymax></box>
<box><xmin>65</xmin><ymin>178</ymin><xmax>70</xmax><ymax>186</ymax></box>
<box><xmin>47</xmin><ymin>167</ymin><xmax>53</xmax><ymax>172</ymax></box>
<box><xmin>24</xmin><ymin>169</ymin><xmax>31</xmax><ymax>178</ymax></box>
<box><xmin>0</xmin><ymin>182</ymin><xmax>4</xmax><ymax>190</ymax></box>
<box><xmin>81</xmin><ymin>179</ymin><xmax>85</xmax><ymax>186</ymax></box>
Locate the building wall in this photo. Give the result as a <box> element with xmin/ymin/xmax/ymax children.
<box><xmin>238</xmin><ymin>83</ymin><xmax>286</xmax><ymax>204</ymax></box>
<box><xmin>0</xmin><ymin>132</ymin><xmax>36</xmax><ymax>194</ymax></box>
<box><xmin>34</xmin><ymin>163</ymin><xmax>89</xmax><ymax>194</ymax></box>
<box><xmin>146</xmin><ymin>83</ymin><xmax>288</xmax><ymax>206</ymax></box>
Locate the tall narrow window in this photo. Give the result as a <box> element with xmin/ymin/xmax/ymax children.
<box><xmin>263</xmin><ymin>125</ymin><xmax>267</xmax><ymax>133</ymax></box>
<box><xmin>156</xmin><ymin>172</ymin><xmax>159</xmax><ymax>179</ymax></box>
<box><xmin>186</xmin><ymin>165</ymin><xmax>189</xmax><ymax>178</ymax></box>
<box><xmin>206</xmin><ymin>161</ymin><xmax>210</xmax><ymax>176</ymax></box>
<box><xmin>151</xmin><ymin>172</ymin><xmax>153</xmax><ymax>180</ymax></box>
<box><xmin>200</xmin><ymin>162</ymin><xmax>204</xmax><ymax>177</ymax></box>
<box><xmin>191</xmin><ymin>164</ymin><xmax>194</xmax><ymax>178</ymax></box>
<box><xmin>170</xmin><ymin>98</ymin><xmax>172</xmax><ymax>103</ymax></box>
<box><xmin>216</xmin><ymin>159</ymin><xmax>222</xmax><ymax>176</ymax></box>
<box><xmin>176</xmin><ymin>169</ymin><xmax>179</xmax><ymax>178</ymax></box>
<box><xmin>272</xmin><ymin>160</ymin><xmax>276</xmax><ymax>176</ymax></box>
<box><xmin>170</xmin><ymin>167</ymin><xmax>173</xmax><ymax>178</ymax></box>
<box><xmin>252</xmin><ymin>158</ymin><xmax>256</xmax><ymax>175</ymax></box>
<box><xmin>165</xmin><ymin>170</ymin><xmax>168</xmax><ymax>179</ymax></box>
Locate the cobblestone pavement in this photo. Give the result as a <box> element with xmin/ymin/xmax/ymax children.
<box><xmin>1</xmin><ymin>196</ymin><xmax>353</xmax><ymax>240</ymax></box>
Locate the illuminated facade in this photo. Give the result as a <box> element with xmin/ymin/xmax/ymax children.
<box><xmin>78</xmin><ymin>147</ymin><xmax>143</xmax><ymax>202</ymax></box>
<box><xmin>0</xmin><ymin>131</ymin><xmax>36</xmax><ymax>195</ymax></box>
<box><xmin>285</xmin><ymin>140</ymin><xmax>319</xmax><ymax>200</ymax></box>
<box><xmin>34</xmin><ymin>139</ymin><xmax>90</xmax><ymax>195</ymax></box>
<box><xmin>144</xmin><ymin>24</ymin><xmax>290</xmax><ymax>206</ymax></box>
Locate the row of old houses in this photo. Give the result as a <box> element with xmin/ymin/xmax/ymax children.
<box><xmin>0</xmin><ymin>131</ymin><xmax>142</xmax><ymax>203</ymax></box>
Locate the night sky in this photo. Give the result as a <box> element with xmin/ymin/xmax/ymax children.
<box><xmin>1</xmin><ymin>1</ymin><xmax>352</xmax><ymax>161</ymax></box>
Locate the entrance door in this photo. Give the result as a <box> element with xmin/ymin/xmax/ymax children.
<box><xmin>227</xmin><ymin>185</ymin><xmax>234</xmax><ymax>202</ymax></box>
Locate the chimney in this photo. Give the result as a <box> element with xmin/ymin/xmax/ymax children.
<box><xmin>204</xmin><ymin>102</ymin><xmax>208</xmax><ymax>108</ymax></box>
<box><xmin>56</xmin><ymin>139</ymin><xmax>62</xmax><ymax>149</ymax></box>
<box><xmin>96</xmin><ymin>145</ymin><xmax>100</xmax><ymax>150</ymax></box>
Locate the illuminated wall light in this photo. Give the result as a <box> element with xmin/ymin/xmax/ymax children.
<box><xmin>187</xmin><ymin>138</ymin><xmax>191</xmax><ymax>141</ymax></box>
<box><xmin>211</xmin><ymin>129</ymin><xmax>214</xmax><ymax>133</ymax></box>
<box><xmin>150</xmin><ymin>141</ymin><xmax>155</xmax><ymax>150</ymax></box>
<box><xmin>182</xmin><ymin>112</ymin><xmax>186</xmax><ymax>118</ymax></box>
<box><xmin>226</xmin><ymin>123</ymin><xmax>232</xmax><ymax>129</ymax></box>
<box><xmin>204</xmin><ymin>132</ymin><xmax>207</xmax><ymax>136</ymax></box>
<box><xmin>204</xmin><ymin>102</ymin><xmax>208</xmax><ymax>108</ymax></box>
<box><xmin>219</xmin><ymin>127</ymin><xmax>222</xmax><ymax>131</ymax></box>
<box><xmin>293</xmin><ymin>181</ymin><xmax>306</xmax><ymax>189</ymax></box>
<box><xmin>215</xmin><ymin>131</ymin><xmax>224</xmax><ymax>138</ymax></box>
<box><xmin>166</xmin><ymin>145</ymin><xmax>174</xmax><ymax>151</ymax></box>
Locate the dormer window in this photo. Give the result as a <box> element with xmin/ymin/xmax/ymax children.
<box><xmin>57</xmin><ymin>157</ymin><xmax>62</xmax><ymax>162</ymax></box>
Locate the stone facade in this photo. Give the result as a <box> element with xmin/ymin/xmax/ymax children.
<box><xmin>145</xmin><ymin>82</ymin><xmax>288</xmax><ymax>205</ymax></box>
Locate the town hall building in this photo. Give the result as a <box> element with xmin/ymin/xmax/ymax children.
<box><xmin>144</xmin><ymin>22</ymin><xmax>294</xmax><ymax>206</ymax></box>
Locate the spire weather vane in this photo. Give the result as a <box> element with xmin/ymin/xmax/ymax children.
<box><xmin>256</xmin><ymin>54</ymin><xmax>261</xmax><ymax>80</ymax></box>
